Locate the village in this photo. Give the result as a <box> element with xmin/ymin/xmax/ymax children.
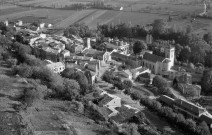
<box><xmin>1</xmin><ymin>17</ymin><xmax>212</xmax><ymax>135</ymax></box>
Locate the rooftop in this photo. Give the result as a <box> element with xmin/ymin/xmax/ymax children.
<box><xmin>143</xmin><ymin>52</ymin><xmax>166</xmax><ymax>63</ymax></box>
<box><xmin>110</xmin><ymin>105</ymin><xmax>139</xmax><ymax>123</ymax></box>
<box><xmin>158</xmin><ymin>95</ymin><xmax>175</xmax><ymax>106</ymax></box>
<box><xmin>111</xmin><ymin>52</ymin><xmax>136</xmax><ymax>60</ymax></box>
<box><xmin>200</xmin><ymin>113</ymin><xmax>212</xmax><ymax>124</ymax></box>
<box><xmin>98</xmin><ymin>94</ymin><xmax>114</xmax><ymax>107</ymax></box>
<box><xmin>175</xmin><ymin>98</ymin><xmax>206</xmax><ymax>116</ymax></box>
<box><xmin>46</xmin><ymin>62</ymin><xmax>64</xmax><ymax>69</ymax></box>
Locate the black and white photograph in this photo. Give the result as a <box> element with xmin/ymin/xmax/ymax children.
<box><xmin>0</xmin><ymin>0</ymin><xmax>212</xmax><ymax>135</ymax></box>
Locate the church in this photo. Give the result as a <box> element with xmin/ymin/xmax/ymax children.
<box><xmin>142</xmin><ymin>45</ymin><xmax>175</xmax><ymax>77</ymax></box>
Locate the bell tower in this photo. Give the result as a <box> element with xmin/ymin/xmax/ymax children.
<box><xmin>165</xmin><ymin>46</ymin><xmax>175</xmax><ymax>67</ymax></box>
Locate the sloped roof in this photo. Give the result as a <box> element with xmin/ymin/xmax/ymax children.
<box><xmin>178</xmin><ymin>83</ymin><xmax>201</xmax><ymax>93</ymax></box>
<box><xmin>82</xmin><ymin>48</ymin><xmax>104</xmax><ymax>58</ymax></box>
<box><xmin>143</xmin><ymin>52</ymin><xmax>165</xmax><ymax>63</ymax></box>
<box><xmin>138</xmin><ymin>72</ymin><xmax>150</xmax><ymax>79</ymax></box>
<box><xmin>200</xmin><ymin>114</ymin><xmax>212</xmax><ymax>124</ymax></box>
<box><xmin>42</xmin><ymin>47</ymin><xmax>60</xmax><ymax>54</ymax></box>
<box><xmin>46</xmin><ymin>62</ymin><xmax>64</xmax><ymax>69</ymax></box>
<box><xmin>98</xmin><ymin>94</ymin><xmax>113</xmax><ymax>107</ymax></box>
<box><xmin>104</xmin><ymin>42</ymin><xmax>119</xmax><ymax>49</ymax></box>
<box><xmin>175</xmin><ymin>98</ymin><xmax>206</xmax><ymax>116</ymax></box>
<box><xmin>110</xmin><ymin>105</ymin><xmax>138</xmax><ymax>123</ymax></box>
<box><xmin>111</xmin><ymin>52</ymin><xmax>136</xmax><ymax>60</ymax></box>
<box><xmin>158</xmin><ymin>95</ymin><xmax>175</xmax><ymax>106</ymax></box>
<box><xmin>131</xmin><ymin>66</ymin><xmax>148</xmax><ymax>74</ymax></box>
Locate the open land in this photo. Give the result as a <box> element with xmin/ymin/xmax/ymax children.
<box><xmin>0</xmin><ymin>0</ymin><xmax>211</xmax><ymax>35</ymax></box>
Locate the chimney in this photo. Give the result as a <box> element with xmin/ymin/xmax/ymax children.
<box><xmin>87</xmin><ymin>38</ymin><xmax>91</xmax><ymax>49</ymax></box>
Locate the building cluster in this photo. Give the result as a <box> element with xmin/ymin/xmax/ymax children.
<box><xmin>159</xmin><ymin>95</ymin><xmax>212</xmax><ymax>128</ymax></box>
<box><xmin>2</xmin><ymin>19</ymin><xmax>209</xmax><ymax>127</ymax></box>
<box><xmin>96</xmin><ymin>90</ymin><xmax>140</xmax><ymax>125</ymax></box>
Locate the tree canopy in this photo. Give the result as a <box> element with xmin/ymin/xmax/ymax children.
<box><xmin>133</xmin><ymin>40</ymin><xmax>147</xmax><ymax>55</ymax></box>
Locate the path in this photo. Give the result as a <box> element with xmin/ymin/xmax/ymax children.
<box><xmin>133</xmin><ymin>82</ymin><xmax>155</xmax><ymax>97</ymax></box>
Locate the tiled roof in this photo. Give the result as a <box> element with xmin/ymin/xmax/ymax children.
<box><xmin>200</xmin><ymin>114</ymin><xmax>212</xmax><ymax>124</ymax></box>
<box><xmin>82</xmin><ymin>49</ymin><xmax>104</xmax><ymax>58</ymax></box>
<box><xmin>46</xmin><ymin>62</ymin><xmax>64</xmax><ymax>69</ymax></box>
<box><xmin>175</xmin><ymin>98</ymin><xmax>206</xmax><ymax>116</ymax></box>
<box><xmin>143</xmin><ymin>52</ymin><xmax>165</xmax><ymax>63</ymax></box>
<box><xmin>42</xmin><ymin>47</ymin><xmax>60</xmax><ymax>54</ymax></box>
<box><xmin>98</xmin><ymin>95</ymin><xmax>113</xmax><ymax>107</ymax></box>
<box><xmin>131</xmin><ymin>66</ymin><xmax>148</xmax><ymax>74</ymax></box>
<box><xmin>158</xmin><ymin>95</ymin><xmax>175</xmax><ymax>106</ymax></box>
<box><xmin>111</xmin><ymin>52</ymin><xmax>136</xmax><ymax>60</ymax></box>
<box><xmin>178</xmin><ymin>84</ymin><xmax>201</xmax><ymax>93</ymax></box>
<box><xmin>138</xmin><ymin>72</ymin><xmax>150</xmax><ymax>79</ymax></box>
<box><xmin>104</xmin><ymin>42</ymin><xmax>119</xmax><ymax>49</ymax></box>
<box><xmin>110</xmin><ymin>105</ymin><xmax>138</xmax><ymax>123</ymax></box>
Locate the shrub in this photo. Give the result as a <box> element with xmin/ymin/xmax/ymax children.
<box><xmin>6</xmin><ymin>58</ymin><xmax>17</xmax><ymax>67</ymax></box>
<box><xmin>13</xmin><ymin>64</ymin><xmax>33</xmax><ymax>78</ymax></box>
<box><xmin>123</xmin><ymin>80</ymin><xmax>133</xmax><ymax>90</ymax></box>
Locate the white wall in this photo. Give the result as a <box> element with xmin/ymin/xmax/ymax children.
<box><xmin>107</xmin><ymin>98</ymin><xmax>121</xmax><ymax>108</ymax></box>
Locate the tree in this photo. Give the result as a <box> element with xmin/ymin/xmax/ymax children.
<box><xmin>14</xmin><ymin>64</ymin><xmax>33</xmax><ymax>78</ymax></box>
<box><xmin>201</xmin><ymin>69</ymin><xmax>212</xmax><ymax>94</ymax></box>
<box><xmin>205</xmin><ymin>50</ymin><xmax>212</xmax><ymax>68</ymax></box>
<box><xmin>173</xmin><ymin>77</ymin><xmax>178</xmax><ymax>88</ymax></box>
<box><xmin>152</xmin><ymin>76</ymin><xmax>168</xmax><ymax>88</ymax></box>
<box><xmin>75</xmin><ymin>71</ymin><xmax>89</xmax><ymax>94</ymax></box>
<box><xmin>175</xmin><ymin>44</ymin><xmax>183</xmax><ymax>60</ymax></box>
<box><xmin>63</xmin><ymin>79</ymin><xmax>80</xmax><ymax>100</ymax></box>
<box><xmin>152</xmin><ymin>19</ymin><xmax>167</xmax><ymax>38</ymax></box>
<box><xmin>123</xmin><ymin>80</ymin><xmax>133</xmax><ymax>91</ymax></box>
<box><xmin>133</xmin><ymin>40</ymin><xmax>147</xmax><ymax>55</ymax></box>
<box><xmin>61</xmin><ymin>68</ymin><xmax>76</xmax><ymax>79</ymax></box>
<box><xmin>64</xmin><ymin>23</ymin><xmax>92</xmax><ymax>38</ymax></box>
<box><xmin>203</xmin><ymin>32</ymin><xmax>212</xmax><ymax>45</ymax></box>
<box><xmin>130</xmin><ymin>91</ymin><xmax>143</xmax><ymax>101</ymax></box>
<box><xmin>197</xmin><ymin>121</ymin><xmax>210</xmax><ymax>135</ymax></box>
<box><xmin>84</xmin><ymin>70</ymin><xmax>92</xmax><ymax>84</ymax></box>
<box><xmin>186</xmin><ymin>119</ymin><xmax>196</xmax><ymax>132</ymax></box>
<box><xmin>0</xmin><ymin>22</ymin><xmax>7</xmax><ymax>32</ymax></box>
<box><xmin>179</xmin><ymin>46</ymin><xmax>191</xmax><ymax>63</ymax></box>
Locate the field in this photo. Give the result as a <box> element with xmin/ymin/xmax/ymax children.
<box><xmin>0</xmin><ymin>0</ymin><xmax>212</xmax><ymax>34</ymax></box>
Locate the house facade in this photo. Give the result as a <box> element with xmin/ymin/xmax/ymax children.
<box><xmin>46</xmin><ymin>62</ymin><xmax>65</xmax><ymax>73</ymax></box>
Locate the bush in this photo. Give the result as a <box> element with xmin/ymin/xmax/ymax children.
<box><xmin>130</xmin><ymin>91</ymin><xmax>143</xmax><ymax>101</ymax></box>
<box><xmin>123</xmin><ymin>80</ymin><xmax>133</xmax><ymax>90</ymax></box>
<box><xmin>2</xmin><ymin>52</ymin><xmax>11</xmax><ymax>61</ymax></box>
<box><xmin>13</xmin><ymin>64</ymin><xmax>33</xmax><ymax>78</ymax></box>
<box><xmin>6</xmin><ymin>58</ymin><xmax>17</xmax><ymax>67</ymax></box>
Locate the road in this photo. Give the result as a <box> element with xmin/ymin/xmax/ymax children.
<box><xmin>133</xmin><ymin>82</ymin><xmax>155</xmax><ymax>97</ymax></box>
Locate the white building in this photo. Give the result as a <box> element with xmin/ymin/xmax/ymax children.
<box><xmin>142</xmin><ymin>46</ymin><xmax>175</xmax><ymax>77</ymax></box>
<box><xmin>46</xmin><ymin>62</ymin><xmax>65</xmax><ymax>73</ymax></box>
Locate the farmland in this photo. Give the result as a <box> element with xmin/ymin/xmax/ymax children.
<box><xmin>0</xmin><ymin>0</ymin><xmax>212</xmax><ymax>34</ymax></box>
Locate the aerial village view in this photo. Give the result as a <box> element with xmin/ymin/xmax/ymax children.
<box><xmin>0</xmin><ymin>0</ymin><xmax>212</xmax><ymax>135</ymax></box>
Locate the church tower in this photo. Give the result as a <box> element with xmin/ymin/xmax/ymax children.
<box><xmin>165</xmin><ymin>46</ymin><xmax>175</xmax><ymax>67</ymax></box>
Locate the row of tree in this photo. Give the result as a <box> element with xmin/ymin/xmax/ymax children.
<box><xmin>127</xmin><ymin>90</ymin><xmax>211</xmax><ymax>135</ymax></box>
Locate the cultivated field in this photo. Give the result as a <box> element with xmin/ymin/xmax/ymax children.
<box><xmin>0</xmin><ymin>0</ymin><xmax>212</xmax><ymax>33</ymax></box>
